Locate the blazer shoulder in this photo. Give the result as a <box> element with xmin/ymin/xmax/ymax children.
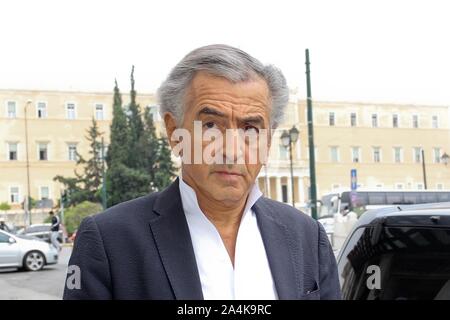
<box><xmin>90</xmin><ymin>192</ymin><xmax>161</xmax><ymax>229</ymax></box>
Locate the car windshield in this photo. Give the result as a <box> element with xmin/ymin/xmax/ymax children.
<box><xmin>340</xmin><ymin>225</ymin><xmax>450</xmax><ymax>300</ymax></box>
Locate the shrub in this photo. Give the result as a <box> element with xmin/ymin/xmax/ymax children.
<box><xmin>64</xmin><ymin>201</ymin><xmax>102</xmax><ymax>234</ymax></box>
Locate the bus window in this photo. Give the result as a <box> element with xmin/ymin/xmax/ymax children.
<box><xmin>386</xmin><ymin>192</ymin><xmax>403</xmax><ymax>204</ymax></box>
<box><xmin>368</xmin><ymin>192</ymin><xmax>386</xmax><ymax>205</ymax></box>
<box><xmin>437</xmin><ymin>193</ymin><xmax>450</xmax><ymax>201</ymax></box>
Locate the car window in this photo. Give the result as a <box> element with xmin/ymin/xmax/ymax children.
<box><xmin>0</xmin><ymin>232</ymin><xmax>10</xmax><ymax>243</ymax></box>
<box><xmin>339</xmin><ymin>226</ymin><xmax>450</xmax><ymax>300</ymax></box>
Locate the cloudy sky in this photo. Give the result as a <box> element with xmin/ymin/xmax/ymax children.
<box><xmin>1</xmin><ymin>0</ymin><xmax>449</xmax><ymax>105</ymax></box>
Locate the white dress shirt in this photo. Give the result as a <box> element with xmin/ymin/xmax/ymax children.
<box><xmin>179</xmin><ymin>177</ymin><xmax>278</xmax><ymax>300</ymax></box>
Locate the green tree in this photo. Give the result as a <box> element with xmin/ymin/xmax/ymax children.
<box><xmin>154</xmin><ymin>137</ymin><xmax>177</xmax><ymax>191</ymax></box>
<box><xmin>105</xmin><ymin>68</ymin><xmax>176</xmax><ymax>207</ymax></box>
<box><xmin>76</xmin><ymin>118</ymin><xmax>104</xmax><ymax>197</ymax></box>
<box><xmin>54</xmin><ymin>119</ymin><xmax>104</xmax><ymax>206</ymax></box>
<box><xmin>106</xmin><ymin>163</ymin><xmax>151</xmax><ymax>206</ymax></box>
<box><xmin>138</xmin><ymin>106</ymin><xmax>160</xmax><ymax>189</ymax></box>
<box><xmin>126</xmin><ymin>65</ymin><xmax>145</xmax><ymax>169</ymax></box>
<box><xmin>0</xmin><ymin>202</ymin><xmax>11</xmax><ymax>211</ymax></box>
<box><xmin>64</xmin><ymin>201</ymin><xmax>102</xmax><ymax>234</ymax></box>
<box><xmin>106</xmin><ymin>79</ymin><xmax>130</xmax><ymax>167</ymax></box>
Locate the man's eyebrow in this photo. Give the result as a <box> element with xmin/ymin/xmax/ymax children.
<box><xmin>238</xmin><ymin>115</ymin><xmax>265</xmax><ymax>126</ymax></box>
<box><xmin>197</xmin><ymin>106</ymin><xmax>225</xmax><ymax>118</ymax></box>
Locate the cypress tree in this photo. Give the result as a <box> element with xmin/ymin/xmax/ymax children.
<box><xmin>127</xmin><ymin>65</ymin><xmax>145</xmax><ymax>169</ymax></box>
<box><xmin>154</xmin><ymin>136</ymin><xmax>177</xmax><ymax>191</ymax></box>
<box><xmin>106</xmin><ymin>79</ymin><xmax>130</xmax><ymax>167</ymax></box>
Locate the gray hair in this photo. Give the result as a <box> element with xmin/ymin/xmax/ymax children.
<box><xmin>157</xmin><ymin>44</ymin><xmax>289</xmax><ymax>129</ymax></box>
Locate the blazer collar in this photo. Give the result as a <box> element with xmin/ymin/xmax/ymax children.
<box><xmin>149</xmin><ymin>178</ymin><xmax>204</xmax><ymax>299</ymax></box>
<box><xmin>253</xmin><ymin>199</ymin><xmax>302</xmax><ymax>299</ymax></box>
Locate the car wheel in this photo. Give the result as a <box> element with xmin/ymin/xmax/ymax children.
<box><xmin>23</xmin><ymin>251</ymin><xmax>46</xmax><ymax>271</ymax></box>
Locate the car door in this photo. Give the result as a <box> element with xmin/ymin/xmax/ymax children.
<box><xmin>0</xmin><ymin>231</ymin><xmax>21</xmax><ymax>267</ymax></box>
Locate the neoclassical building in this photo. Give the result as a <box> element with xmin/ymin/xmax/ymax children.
<box><xmin>1</xmin><ymin>88</ymin><xmax>450</xmax><ymax>223</ymax></box>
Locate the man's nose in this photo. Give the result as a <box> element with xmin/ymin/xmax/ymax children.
<box><xmin>222</xmin><ymin>128</ymin><xmax>245</xmax><ymax>164</ymax></box>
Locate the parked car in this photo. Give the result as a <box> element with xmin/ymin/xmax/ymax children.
<box><xmin>0</xmin><ymin>229</ymin><xmax>58</xmax><ymax>271</ymax></box>
<box><xmin>17</xmin><ymin>223</ymin><xmax>63</xmax><ymax>244</ymax></box>
<box><xmin>337</xmin><ymin>202</ymin><xmax>450</xmax><ymax>300</ymax></box>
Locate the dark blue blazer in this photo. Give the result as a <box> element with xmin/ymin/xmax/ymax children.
<box><xmin>63</xmin><ymin>178</ymin><xmax>341</xmax><ymax>300</ymax></box>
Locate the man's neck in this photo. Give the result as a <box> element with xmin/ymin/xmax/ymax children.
<box><xmin>181</xmin><ymin>175</ymin><xmax>250</xmax><ymax>266</ymax></box>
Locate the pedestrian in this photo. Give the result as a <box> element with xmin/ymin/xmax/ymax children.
<box><xmin>0</xmin><ymin>217</ymin><xmax>11</xmax><ymax>233</ymax></box>
<box><xmin>49</xmin><ymin>211</ymin><xmax>61</xmax><ymax>252</ymax></box>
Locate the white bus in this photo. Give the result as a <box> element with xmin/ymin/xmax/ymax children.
<box><xmin>319</xmin><ymin>189</ymin><xmax>450</xmax><ymax>218</ymax></box>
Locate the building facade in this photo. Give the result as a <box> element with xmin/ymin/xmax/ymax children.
<box><xmin>0</xmin><ymin>89</ymin><xmax>157</xmax><ymax>220</ymax></box>
<box><xmin>1</xmin><ymin>88</ymin><xmax>450</xmax><ymax>224</ymax></box>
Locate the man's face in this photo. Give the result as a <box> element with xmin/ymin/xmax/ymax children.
<box><xmin>165</xmin><ymin>72</ymin><xmax>272</xmax><ymax>207</ymax></box>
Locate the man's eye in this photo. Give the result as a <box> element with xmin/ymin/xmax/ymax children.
<box><xmin>203</xmin><ymin>121</ymin><xmax>217</xmax><ymax>129</ymax></box>
<box><xmin>244</xmin><ymin>125</ymin><xmax>259</xmax><ymax>134</ymax></box>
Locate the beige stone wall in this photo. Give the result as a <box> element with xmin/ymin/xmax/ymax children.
<box><xmin>2</xmin><ymin>89</ymin><xmax>450</xmax><ymax>215</ymax></box>
<box><xmin>0</xmin><ymin>89</ymin><xmax>157</xmax><ymax>211</ymax></box>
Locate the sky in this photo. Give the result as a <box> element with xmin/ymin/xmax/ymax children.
<box><xmin>1</xmin><ymin>0</ymin><xmax>450</xmax><ymax>105</ymax></box>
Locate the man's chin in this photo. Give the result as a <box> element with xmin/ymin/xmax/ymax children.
<box><xmin>209</xmin><ymin>190</ymin><xmax>246</xmax><ymax>207</ymax></box>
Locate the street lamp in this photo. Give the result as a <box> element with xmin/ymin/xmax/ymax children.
<box><xmin>24</xmin><ymin>99</ymin><xmax>32</xmax><ymax>226</ymax></box>
<box><xmin>280</xmin><ymin>125</ymin><xmax>299</xmax><ymax>207</ymax></box>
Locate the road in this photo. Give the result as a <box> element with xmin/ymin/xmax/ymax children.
<box><xmin>0</xmin><ymin>246</ymin><xmax>72</xmax><ymax>300</ymax></box>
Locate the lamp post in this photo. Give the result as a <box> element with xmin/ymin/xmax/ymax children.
<box><xmin>280</xmin><ymin>125</ymin><xmax>299</xmax><ymax>207</ymax></box>
<box><xmin>24</xmin><ymin>100</ymin><xmax>32</xmax><ymax>226</ymax></box>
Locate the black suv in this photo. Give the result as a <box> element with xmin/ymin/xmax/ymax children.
<box><xmin>337</xmin><ymin>202</ymin><xmax>450</xmax><ymax>300</ymax></box>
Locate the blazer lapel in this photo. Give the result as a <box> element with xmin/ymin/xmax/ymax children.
<box><xmin>149</xmin><ymin>178</ymin><xmax>204</xmax><ymax>300</ymax></box>
<box><xmin>253</xmin><ymin>199</ymin><xmax>302</xmax><ymax>299</ymax></box>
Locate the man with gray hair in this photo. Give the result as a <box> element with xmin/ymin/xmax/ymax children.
<box><xmin>64</xmin><ymin>44</ymin><xmax>341</xmax><ymax>300</ymax></box>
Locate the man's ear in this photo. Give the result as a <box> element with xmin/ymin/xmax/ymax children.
<box><xmin>164</xmin><ymin>112</ymin><xmax>178</xmax><ymax>150</ymax></box>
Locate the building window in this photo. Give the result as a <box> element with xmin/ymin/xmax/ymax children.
<box><xmin>37</xmin><ymin>102</ymin><xmax>47</xmax><ymax>118</ymax></box>
<box><xmin>393</xmin><ymin>114</ymin><xmax>399</xmax><ymax>128</ymax></box>
<box><xmin>393</xmin><ymin>147</ymin><xmax>402</xmax><ymax>163</ymax></box>
<box><xmin>395</xmin><ymin>183</ymin><xmax>404</xmax><ymax>190</ymax></box>
<box><xmin>7</xmin><ymin>101</ymin><xmax>16</xmax><ymax>118</ymax></box>
<box><xmin>38</xmin><ymin>143</ymin><xmax>48</xmax><ymax>161</ymax></box>
<box><xmin>433</xmin><ymin>147</ymin><xmax>441</xmax><ymax>163</ymax></box>
<box><xmin>95</xmin><ymin>104</ymin><xmax>104</xmax><ymax>120</ymax></box>
<box><xmin>437</xmin><ymin>183</ymin><xmax>444</xmax><ymax>190</ymax></box>
<box><xmin>329</xmin><ymin>112</ymin><xmax>335</xmax><ymax>126</ymax></box>
<box><xmin>10</xmin><ymin>187</ymin><xmax>19</xmax><ymax>203</ymax></box>
<box><xmin>350</xmin><ymin>112</ymin><xmax>357</xmax><ymax>127</ymax></box>
<box><xmin>432</xmin><ymin>115</ymin><xmax>439</xmax><ymax>129</ymax></box>
<box><xmin>66</xmin><ymin>103</ymin><xmax>76</xmax><ymax>119</ymax></box>
<box><xmin>413</xmin><ymin>147</ymin><xmax>422</xmax><ymax>163</ymax></box>
<box><xmin>372</xmin><ymin>147</ymin><xmax>381</xmax><ymax>163</ymax></box>
<box><xmin>371</xmin><ymin>114</ymin><xmax>378</xmax><ymax>127</ymax></box>
<box><xmin>417</xmin><ymin>183</ymin><xmax>424</xmax><ymax>190</ymax></box>
<box><xmin>279</xmin><ymin>144</ymin><xmax>288</xmax><ymax>160</ymax></box>
<box><xmin>40</xmin><ymin>186</ymin><xmax>50</xmax><ymax>200</ymax></box>
<box><xmin>330</xmin><ymin>146</ymin><xmax>339</xmax><ymax>162</ymax></box>
<box><xmin>8</xmin><ymin>142</ymin><xmax>18</xmax><ymax>160</ymax></box>
<box><xmin>351</xmin><ymin>147</ymin><xmax>361</xmax><ymax>163</ymax></box>
<box><xmin>412</xmin><ymin>115</ymin><xmax>419</xmax><ymax>128</ymax></box>
<box><xmin>68</xmin><ymin>143</ymin><xmax>77</xmax><ymax>161</ymax></box>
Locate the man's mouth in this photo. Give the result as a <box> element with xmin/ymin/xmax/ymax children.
<box><xmin>213</xmin><ymin>171</ymin><xmax>243</xmax><ymax>176</ymax></box>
